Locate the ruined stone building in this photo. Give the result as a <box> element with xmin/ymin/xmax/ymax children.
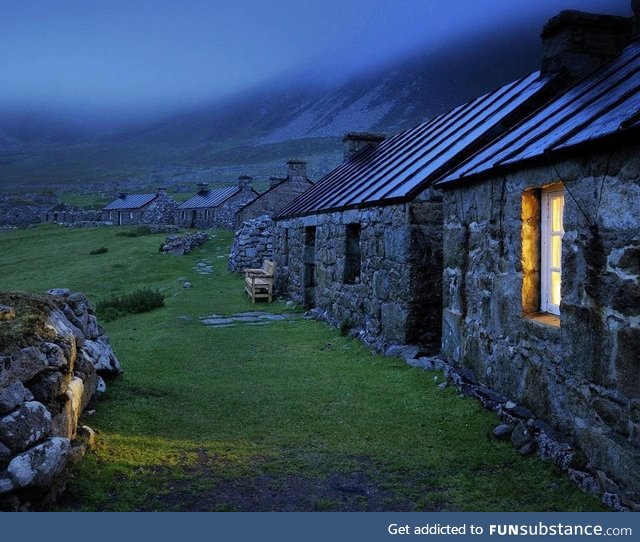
<box><xmin>436</xmin><ymin>9</ymin><xmax>640</xmax><ymax>501</ymax></box>
<box><xmin>235</xmin><ymin>160</ymin><xmax>314</xmax><ymax>226</ymax></box>
<box><xmin>176</xmin><ymin>177</ymin><xmax>257</xmax><ymax>229</ymax></box>
<box><xmin>102</xmin><ymin>188</ymin><xmax>177</xmax><ymax>226</ymax></box>
<box><xmin>44</xmin><ymin>203</ymin><xmax>100</xmax><ymax>224</ymax></box>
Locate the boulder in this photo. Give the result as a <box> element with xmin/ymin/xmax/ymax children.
<box><xmin>39</xmin><ymin>342</ymin><xmax>68</xmax><ymax>370</ymax></box>
<box><xmin>511</xmin><ymin>421</ymin><xmax>533</xmax><ymax>450</ymax></box>
<box><xmin>81</xmin><ymin>338</ymin><xmax>122</xmax><ymax>376</ymax></box>
<box><xmin>0</xmin><ymin>402</ymin><xmax>52</xmax><ymax>453</ymax></box>
<box><xmin>0</xmin><ymin>348</ymin><xmax>47</xmax><ymax>388</ymax></box>
<box><xmin>492</xmin><ymin>424</ymin><xmax>513</xmax><ymax>441</ymax></box>
<box><xmin>0</xmin><ymin>382</ymin><xmax>29</xmax><ymax>415</ymax></box>
<box><xmin>5</xmin><ymin>437</ymin><xmax>71</xmax><ymax>491</ymax></box>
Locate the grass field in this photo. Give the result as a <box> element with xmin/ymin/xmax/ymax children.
<box><xmin>0</xmin><ymin>225</ymin><xmax>603</xmax><ymax>511</ymax></box>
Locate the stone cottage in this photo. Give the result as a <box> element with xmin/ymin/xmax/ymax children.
<box><xmin>102</xmin><ymin>188</ymin><xmax>177</xmax><ymax>226</ymax></box>
<box><xmin>176</xmin><ymin>177</ymin><xmax>257</xmax><ymax>229</ymax></box>
<box><xmin>235</xmin><ymin>160</ymin><xmax>314</xmax><ymax>226</ymax></box>
<box><xmin>436</xmin><ymin>8</ymin><xmax>640</xmax><ymax>500</ymax></box>
<box><xmin>271</xmin><ymin>22</ymin><xmax>592</xmax><ymax>351</ymax></box>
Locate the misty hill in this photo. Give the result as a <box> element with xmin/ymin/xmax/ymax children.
<box><xmin>0</xmin><ymin>25</ymin><xmax>541</xmax><ymax>193</ymax></box>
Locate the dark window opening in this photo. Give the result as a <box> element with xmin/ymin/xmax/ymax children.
<box><xmin>304</xmin><ymin>226</ymin><xmax>316</xmax><ymax>289</ymax></box>
<box><xmin>283</xmin><ymin>229</ymin><xmax>289</xmax><ymax>266</ymax></box>
<box><xmin>344</xmin><ymin>223</ymin><xmax>361</xmax><ymax>284</ymax></box>
<box><xmin>304</xmin><ymin>225</ymin><xmax>316</xmax><ymax>247</ymax></box>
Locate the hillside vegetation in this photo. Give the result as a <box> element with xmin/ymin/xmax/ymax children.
<box><xmin>0</xmin><ymin>225</ymin><xmax>602</xmax><ymax>511</ymax></box>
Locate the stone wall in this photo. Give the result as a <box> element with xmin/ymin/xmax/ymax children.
<box><xmin>45</xmin><ymin>208</ymin><xmax>101</xmax><ymax>224</ymax></box>
<box><xmin>140</xmin><ymin>194</ymin><xmax>178</xmax><ymax>226</ymax></box>
<box><xmin>215</xmin><ymin>190</ymin><xmax>256</xmax><ymax>229</ymax></box>
<box><xmin>440</xmin><ymin>143</ymin><xmax>640</xmax><ymax>501</ymax></box>
<box><xmin>228</xmin><ymin>215</ymin><xmax>274</xmax><ymax>273</ymax></box>
<box><xmin>235</xmin><ymin>179</ymin><xmax>313</xmax><ymax>226</ymax></box>
<box><xmin>0</xmin><ymin>289</ymin><xmax>122</xmax><ymax>509</ymax></box>
<box><xmin>162</xmin><ymin>232</ymin><xmax>208</xmax><ymax>255</ymax></box>
<box><xmin>0</xmin><ymin>194</ymin><xmax>57</xmax><ymax>228</ymax></box>
<box><xmin>274</xmin><ymin>190</ymin><xmax>442</xmax><ymax>351</ymax></box>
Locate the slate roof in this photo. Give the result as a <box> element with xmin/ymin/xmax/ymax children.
<box><xmin>176</xmin><ymin>186</ymin><xmax>240</xmax><ymax>210</ymax></box>
<box><xmin>275</xmin><ymin>71</ymin><xmax>557</xmax><ymax>219</ymax></box>
<box><xmin>103</xmin><ymin>193</ymin><xmax>158</xmax><ymax>210</ymax></box>
<box><xmin>237</xmin><ymin>176</ymin><xmax>314</xmax><ymax>214</ymax></box>
<box><xmin>438</xmin><ymin>40</ymin><xmax>640</xmax><ymax>187</ymax></box>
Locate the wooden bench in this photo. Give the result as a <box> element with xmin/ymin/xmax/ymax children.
<box><xmin>244</xmin><ymin>260</ymin><xmax>275</xmax><ymax>303</ymax></box>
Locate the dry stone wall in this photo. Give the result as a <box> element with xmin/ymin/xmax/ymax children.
<box><xmin>228</xmin><ymin>215</ymin><xmax>274</xmax><ymax>273</ymax></box>
<box><xmin>0</xmin><ymin>289</ymin><xmax>122</xmax><ymax>509</ymax></box>
<box><xmin>440</xmin><ymin>144</ymin><xmax>640</xmax><ymax>503</ymax></box>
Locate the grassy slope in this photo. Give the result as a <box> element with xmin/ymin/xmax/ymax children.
<box><xmin>0</xmin><ymin>225</ymin><xmax>602</xmax><ymax>511</ymax></box>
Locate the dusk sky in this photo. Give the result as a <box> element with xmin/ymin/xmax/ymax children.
<box><xmin>1</xmin><ymin>0</ymin><xmax>631</xmax><ymax>117</ymax></box>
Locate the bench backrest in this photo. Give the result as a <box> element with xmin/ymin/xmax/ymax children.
<box><xmin>262</xmin><ymin>260</ymin><xmax>275</xmax><ymax>276</ymax></box>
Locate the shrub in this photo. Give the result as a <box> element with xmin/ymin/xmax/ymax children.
<box><xmin>96</xmin><ymin>288</ymin><xmax>165</xmax><ymax>321</ymax></box>
<box><xmin>115</xmin><ymin>226</ymin><xmax>152</xmax><ymax>238</ymax></box>
<box><xmin>90</xmin><ymin>247</ymin><xmax>108</xmax><ymax>255</ymax></box>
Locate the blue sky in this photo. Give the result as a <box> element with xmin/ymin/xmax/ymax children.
<box><xmin>0</xmin><ymin>0</ymin><xmax>631</xmax><ymax>115</ymax></box>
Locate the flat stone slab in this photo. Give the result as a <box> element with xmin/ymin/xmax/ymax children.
<box><xmin>200</xmin><ymin>311</ymin><xmax>300</xmax><ymax>327</ymax></box>
<box><xmin>193</xmin><ymin>261</ymin><xmax>213</xmax><ymax>275</ymax></box>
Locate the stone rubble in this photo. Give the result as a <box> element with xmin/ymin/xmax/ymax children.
<box><xmin>162</xmin><ymin>231</ymin><xmax>208</xmax><ymax>255</ymax></box>
<box><xmin>0</xmin><ymin>289</ymin><xmax>122</xmax><ymax>509</ymax></box>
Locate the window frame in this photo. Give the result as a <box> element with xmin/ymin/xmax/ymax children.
<box><xmin>540</xmin><ymin>187</ymin><xmax>564</xmax><ymax>316</ymax></box>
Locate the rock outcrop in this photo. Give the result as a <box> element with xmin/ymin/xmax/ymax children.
<box><xmin>0</xmin><ymin>289</ymin><xmax>121</xmax><ymax>509</ymax></box>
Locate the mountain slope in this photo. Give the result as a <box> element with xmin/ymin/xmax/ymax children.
<box><xmin>0</xmin><ymin>25</ymin><xmax>542</xmax><ymax>192</ymax></box>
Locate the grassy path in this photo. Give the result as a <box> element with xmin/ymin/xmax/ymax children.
<box><xmin>0</xmin><ymin>225</ymin><xmax>601</xmax><ymax>511</ymax></box>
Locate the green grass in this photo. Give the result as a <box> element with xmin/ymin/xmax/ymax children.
<box><xmin>0</xmin><ymin>225</ymin><xmax>603</xmax><ymax>511</ymax></box>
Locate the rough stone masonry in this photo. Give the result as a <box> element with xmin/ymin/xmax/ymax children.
<box><xmin>0</xmin><ymin>289</ymin><xmax>122</xmax><ymax>509</ymax></box>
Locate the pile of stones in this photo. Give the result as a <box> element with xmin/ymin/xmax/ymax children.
<box><xmin>228</xmin><ymin>215</ymin><xmax>274</xmax><ymax>272</ymax></box>
<box><xmin>162</xmin><ymin>232</ymin><xmax>208</xmax><ymax>255</ymax></box>
<box><xmin>0</xmin><ymin>289</ymin><xmax>122</xmax><ymax>509</ymax></box>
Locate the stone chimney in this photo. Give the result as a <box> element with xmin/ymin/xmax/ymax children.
<box><xmin>118</xmin><ymin>192</ymin><xmax>127</xmax><ymax>199</ymax></box>
<box><xmin>238</xmin><ymin>175</ymin><xmax>253</xmax><ymax>192</ymax></box>
<box><xmin>633</xmin><ymin>0</ymin><xmax>640</xmax><ymax>36</ymax></box>
<box><xmin>343</xmin><ymin>132</ymin><xmax>385</xmax><ymax>161</ymax></box>
<box><xmin>156</xmin><ymin>187</ymin><xmax>167</xmax><ymax>197</ymax></box>
<box><xmin>287</xmin><ymin>160</ymin><xmax>307</xmax><ymax>181</ymax></box>
<box><xmin>541</xmin><ymin>10</ymin><xmax>632</xmax><ymax>80</ymax></box>
<box><xmin>196</xmin><ymin>182</ymin><xmax>209</xmax><ymax>194</ymax></box>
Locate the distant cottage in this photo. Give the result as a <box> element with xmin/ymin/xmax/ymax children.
<box><xmin>176</xmin><ymin>176</ymin><xmax>257</xmax><ymax>229</ymax></box>
<box><xmin>102</xmin><ymin>188</ymin><xmax>177</xmax><ymax>226</ymax></box>
<box><xmin>235</xmin><ymin>160</ymin><xmax>314</xmax><ymax>226</ymax></box>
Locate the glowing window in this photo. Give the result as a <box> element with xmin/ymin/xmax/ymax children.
<box><xmin>541</xmin><ymin>187</ymin><xmax>564</xmax><ymax>315</ymax></box>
